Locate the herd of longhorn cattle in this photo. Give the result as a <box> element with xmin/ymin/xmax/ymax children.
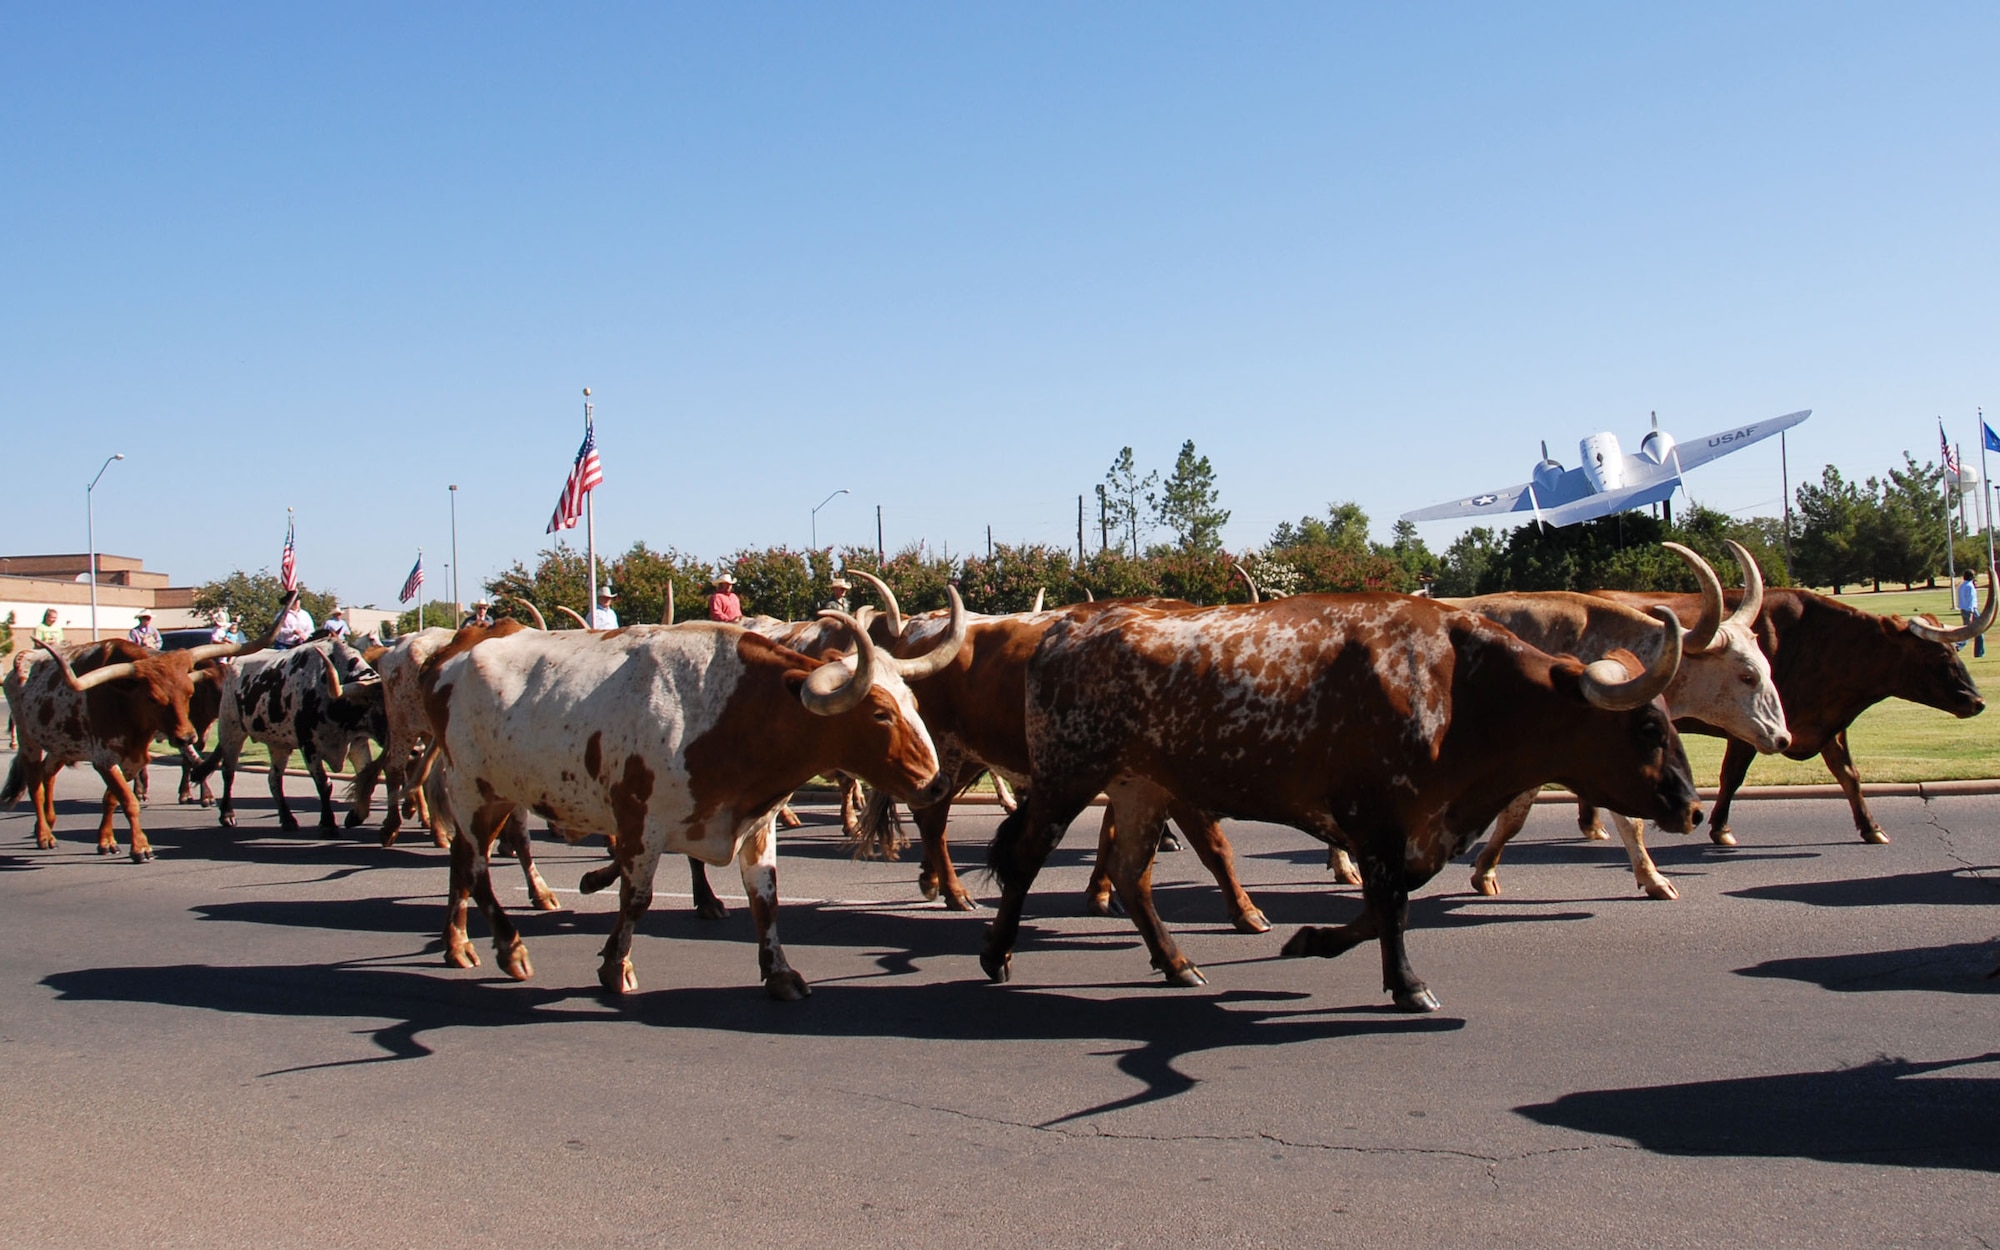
<box><xmin>2</xmin><ymin>547</ymin><xmax>1993</xmax><ymax>1012</ymax></box>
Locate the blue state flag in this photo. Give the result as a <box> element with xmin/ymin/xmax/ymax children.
<box><xmin>1984</xmin><ymin>419</ymin><xmax>2000</xmax><ymax>455</ymax></box>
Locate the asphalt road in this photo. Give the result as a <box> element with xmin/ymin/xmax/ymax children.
<box><xmin>2</xmin><ymin>753</ymin><xmax>1996</xmax><ymax>1249</ymax></box>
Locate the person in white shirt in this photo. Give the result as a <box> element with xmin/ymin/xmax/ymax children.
<box><xmin>1955</xmin><ymin>570</ymin><xmax>1985</xmax><ymax>657</ymax></box>
<box><xmin>274</xmin><ymin>596</ymin><xmax>316</xmax><ymax>649</ymax></box>
<box><xmin>588</xmin><ymin>586</ymin><xmax>620</xmax><ymax>630</ymax></box>
<box><xmin>127</xmin><ymin>611</ymin><xmax>163</xmax><ymax>649</ymax></box>
<box><xmin>324</xmin><ymin>608</ymin><xmax>350</xmax><ymax>639</ymax></box>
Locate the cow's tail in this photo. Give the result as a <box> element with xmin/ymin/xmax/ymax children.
<box><xmin>985</xmin><ymin>802</ymin><xmax>1036</xmax><ymax>892</ymax></box>
<box><xmin>343</xmin><ymin>751</ymin><xmax>387</xmax><ymax>809</ymax></box>
<box><xmin>849</xmin><ymin>786</ymin><xmax>906</xmax><ymax>862</ymax></box>
<box><xmin>0</xmin><ymin>753</ymin><xmax>26</xmax><ymax>808</ymax></box>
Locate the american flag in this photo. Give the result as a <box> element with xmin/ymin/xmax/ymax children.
<box><xmin>1942</xmin><ymin>420</ymin><xmax>1962</xmax><ymax>477</ymax></box>
<box><xmin>547</xmin><ymin>422</ymin><xmax>605</xmax><ymax>533</ymax></box>
<box><xmin>399</xmin><ymin>553</ymin><xmax>425</xmax><ymax>604</ymax></box>
<box><xmin>280</xmin><ymin>516</ymin><xmax>298</xmax><ymax>592</ymax></box>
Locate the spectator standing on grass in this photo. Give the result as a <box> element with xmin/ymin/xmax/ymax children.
<box><xmin>127</xmin><ymin>611</ymin><xmax>162</xmax><ymax>650</ymax></box>
<box><xmin>32</xmin><ymin>608</ymin><xmax>63</xmax><ymax>647</ymax></box>
<box><xmin>1956</xmin><ymin>570</ymin><xmax>1985</xmax><ymax>658</ymax></box>
<box><xmin>708</xmin><ymin>572</ymin><xmax>742</xmax><ymax>623</ymax></box>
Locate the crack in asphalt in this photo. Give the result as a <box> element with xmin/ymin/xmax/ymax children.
<box><xmin>1918</xmin><ymin>803</ymin><xmax>1990</xmax><ymax>881</ymax></box>
<box><xmin>837</xmin><ymin>1086</ymin><xmax>1644</xmax><ymax>1175</ymax></box>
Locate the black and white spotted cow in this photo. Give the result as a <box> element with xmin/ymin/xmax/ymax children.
<box><xmin>193</xmin><ymin>639</ymin><xmax>389</xmax><ymax>831</ymax></box>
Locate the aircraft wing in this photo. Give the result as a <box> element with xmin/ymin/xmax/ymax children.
<box><xmin>1400</xmin><ymin>465</ymin><xmax>1593</xmax><ymax>523</ymax></box>
<box><xmin>1669</xmin><ymin>409</ymin><xmax>1811</xmax><ymax>473</ymax></box>
<box><xmin>1531</xmin><ymin>477</ymin><xmax>1681</xmax><ymax>528</ymax></box>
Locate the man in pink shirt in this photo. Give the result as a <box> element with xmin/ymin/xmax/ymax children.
<box><xmin>707</xmin><ymin>572</ymin><xmax>743</xmax><ymax>623</ymax></box>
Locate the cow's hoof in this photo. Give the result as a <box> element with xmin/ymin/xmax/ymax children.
<box><xmin>694</xmin><ymin>900</ymin><xmax>729</xmax><ymax>921</ymax></box>
<box><xmin>278</xmin><ymin>814</ymin><xmax>300</xmax><ymax>832</ymax></box>
<box><xmin>1641</xmin><ymin>876</ymin><xmax>1680</xmax><ymax>901</ymax></box>
<box><xmin>577</xmin><ymin>865</ymin><xmax>620</xmax><ymax>896</ymax></box>
<box><xmin>444</xmin><ymin>941</ymin><xmax>480</xmax><ymax>969</ymax></box>
<box><xmin>342</xmin><ymin>810</ymin><xmax>365</xmax><ymax>830</ymax></box>
<box><xmin>35</xmin><ymin>834</ymin><xmax>56</xmax><ymax>850</ymax></box>
<box><xmin>1393</xmin><ymin>987</ymin><xmax>1442</xmax><ymax>1013</ymax></box>
<box><xmin>1709</xmin><ymin>826</ymin><xmax>1737</xmax><ymax>847</ymax></box>
<box><xmin>1861</xmin><ymin>826</ymin><xmax>1890</xmax><ymax>845</ymax></box>
<box><xmin>764</xmin><ymin>970</ymin><xmax>811</xmax><ymax>1001</ymax></box>
<box><xmin>178</xmin><ymin>791</ymin><xmax>195</xmax><ymax>805</ymax></box>
<box><xmin>497</xmin><ymin>940</ymin><xmax>533</xmax><ymax>981</ymax></box>
<box><xmin>1332</xmin><ymin>856</ymin><xmax>1364</xmax><ymax>887</ymax></box>
<box><xmin>1232</xmin><ymin>908</ymin><xmax>1271</xmax><ymax>935</ymax></box>
<box><xmin>1469</xmin><ymin>870</ymin><xmax>1501</xmax><ymax>897</ymax></box>
<box><xmin>1084</xmin><ymin>891</ymin><xmax>1115</xmax><ymax>918</ymax></box>
<box><xmin>1159</xmin><ymin>830</ymin><xmax>1184</xmax><ymax>853</ymax></box>
<box><xmin>130</xmin><ymin>847</ymin><xmax>154</xmax><ymax>864</ymax></box>
<box><xmin>199</xmin><ymin>794</ymin><xmax>213</xmax><ymax>809</ymax></box>
<box><xmin>1160</xmin><ymin>963</ymin><xmax>1207</xmax><ymax>987</ymax></box>
<box><xmin>97</xmin><ymin>844</ymin><xmax>117</xmax><ymax>857</ymax></box>
<box><xmin>980</xmin><ymin>950</ymin><xmax>1012</xmax><ymax>983</ymax></box>
<box><xmin>916</xmin><ymin>875</ymin><xmax>940</xmax><ymax>902</ymax></box>
<box><xmin>380</xmin><ymin>828</ymin><xmax>400</xmax><ymax>849</ymax></box>
<box><xmin>531</xmin><ymin>891</ymin><xmax>562</xmax><ymax>913</ymax></box>
<box><xmin>317</xmin><ymin>816</ymin><xmax>339</xmax><ymax>832</ymax></box>
<box><xmin>943</xmin><ymin>890</ymin><xmax>981</xmax><ymax>912</ymax></box>
<box><xmin>598</xmin><ymin>958</ymin><xmax>637</xmax><ymax>996</ymax></box>
<box><xmin>1583</xmin><ymin>825</ymin><xmax>1609</xmax><ymax>841</ymax></box>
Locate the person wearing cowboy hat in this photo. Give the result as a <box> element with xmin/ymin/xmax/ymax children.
<box><xmin>127</xmin><ymin>610</ymin><xmax>163</xmax><ymax>650</ymax></box>
<box><xmin>821</xmin><ymin>575</ymin><xmax>852</xmax><ymax>614</ymax></box>
<box><xmin>589</xmin><ymin>585</ymin><xmax>620</xmax><ymax>630</ymax></box>
<box><xmin>324</xmin><ymin>607</ymin><xmax>351</xmax><ymax>639</ymax></box>
<box><xmin>462</xmin><ymin>598</ymin><xmax>495</xmax><ymax>628</ymax></box>
<box><xmin>707</xmin><ymin>572</ymin><xmax>742</xmax><ymax>624</ymax></box>
<box><xmin>273</xmin><ymin>592</ymin><xmax>315</xmax><ymax>649</ymax></box>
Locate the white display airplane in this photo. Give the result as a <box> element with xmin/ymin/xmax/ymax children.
<box><xmin>1402</xmin><ymin>409</ymin><xmax>1811</xmax><ymax>528</ymax></box>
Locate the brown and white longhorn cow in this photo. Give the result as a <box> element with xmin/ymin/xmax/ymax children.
<box><xmin>981</xmin><ymin>594</ymin><xmax>1698</xmax><ymax>1011</ymax></box>
<box><xmin>418</xmin><ymin>599</ymin><xmax>963</xmax><ymax>999</ymax></box>
<box><xmin>2</xmin><ymin>628</ymin><xmax>269</xmax><ymax>860</ymax></box>
<box><xmin>1447</xmin><ymin>540</ymin><xmax>1789</xmax><ymax>899</ymax></box>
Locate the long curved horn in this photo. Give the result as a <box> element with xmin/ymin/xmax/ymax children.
<box><xmin>847</xmin><ymin>570</ymin><xmax>903</xmax><ymax>637</ymax></box>
<box><xmin>554</xmin><ymin>605</ymin><xmax>590</xmax><ymax>629</ymax></box>
<box><xmin>661</xmin><ymin>582</ymin><xmax>674</xmax><ymax>625</ymax></box>
<box><xmin>318</xmin><ymin>649</ymin><xmax>343</xmax><ymax>701</ymax></box>
<box><xmin>1721</xmin><ymin>539</ymin><xmax>1764</xmax><ymax>632</ymax></box>
<box><xmin>1662</xmin><ymin>542</ymin><xmax>1723</xmax><ymax>651</ymax></box>
<box><xmin>1031</xmin><ymin>587</ymin><xmax>1045</xmax><ymax>613</ymax></box>
<box><xmin>1232</xmin><ymin>562</ymin><xmax>1261</xmax><ymax>603</ymax></box>
<box><xmin>1578</xmin><ymin>606</ymin><xmax>1683</xmax><ymax>710</ymax></box>
<box><xmin>34</xmin><ymin>640</ymin><xmax>142</xmax><ymax>692</ymax></box>
<box><xmin>185</xmin><ymin>615</ymin><xmax>281</xmax><ymax>664</ymax></box>
<box><xmin>1909</xmin><ymin>567</ymin><xmax>2000</xmax><ymax>643</ymax></box>
<box><xmin>798</xmin><ymin>610</ymin><xmax>878</xmax><ymax>716</ymax></box>
<box><xmin>506</xmin><ymin>597</ymin><xmax>548</xmax><ymax>630</ymax></box>
<box><xmin>889</xmin><ymin>586</ymin><xmax>967</xmax><ymax>682</ymax></box>
<box><xmin>1085</xmin><ymin>587</ymin><xmax>1095</xmax><ymax>602</ymax></box>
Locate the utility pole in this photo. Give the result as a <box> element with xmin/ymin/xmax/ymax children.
<box><xmin>85</xmin><ymin>453</ymin><xmax>124</xmax><ymax>641</ymax></box>
<box><xmin>1780</xmin><ymin>429</ymin><xmax>1792</xmax><ymax>571</ymax></box>
<box><xmin>449</xmin><ymin>484</ymin><xmax>461</xmax><ymax>624</ymax></box>
<box><xmin>876</xmin><ymin>505</ymin><xmax>884</xmax><ymax>562</ymax></box>
<box><xmin>1077</xmin><ymin>495</ymin><xmax>1085</xmax><ymax>564</ymax></box>
<box><xmin>1095</xmin><ymin>484</ymin><xmax>1108</xmax><ymax>552</ymax></box>
<box><xmin>987</xmin><ymin>525</ymin><xmax>992</xmax><ymax>561</ymax></box>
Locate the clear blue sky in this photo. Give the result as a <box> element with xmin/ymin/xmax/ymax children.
<box><xmin>5</xmin><ymin>4</ymin><xmax>1996</xmax><ymax>607</ymax></box>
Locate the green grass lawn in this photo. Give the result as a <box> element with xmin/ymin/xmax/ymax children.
<box><xmin>1677</xmin><ymin>585</ymin><xmax>2000</xmax><ymax>786</ymax></box>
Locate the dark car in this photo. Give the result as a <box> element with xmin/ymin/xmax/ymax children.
<box><xmin>160</xmin><ymin>628</ymin><xmax>218</xmax><ymax>652</ymax></box>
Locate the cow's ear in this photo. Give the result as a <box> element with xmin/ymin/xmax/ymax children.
<box><xmin>782</xmin><ymin>670</ymin><xmax>810</xmax><ymax>698</ymax></box>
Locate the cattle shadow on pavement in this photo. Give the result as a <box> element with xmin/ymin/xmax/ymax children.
<box><xmin>1726</xmin><ymin>866</ymin><xmax>2000</xmax><ymax>910</ymax></box>
<box><xmin>39</xmin><ymin>960</ymin><xmax>1463</xmax><ymax>1124</ymax></box>
<box><xmin>1736</xmin><ymin>941</ymin><xmax>2000</xmax><ymax>995</ymax></box>
<box><xmin>1516</xmin><ymin>1052</ymin><xmax>2000</xmax><ymax>1172</ymax></box>
<box><xmin>1178</xmin><ymin>883</ymin><xmax>1597</xmax><ymax>933</ymax></box>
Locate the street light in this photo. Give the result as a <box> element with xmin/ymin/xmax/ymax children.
<box><xmin>86</xmin><ymin>453</ymin><xmax>125</xmax><ymax>640</ymax></box>
<box><xmin>811</xmin><ymin>488</ymin><xmax>849</xmax><ymax>551</ymax></box>
<box><xmin>449</xmin><ymin>484</ymin><xmax>461</xmax><ymax>623</ymax></box>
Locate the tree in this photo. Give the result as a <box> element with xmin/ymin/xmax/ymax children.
<box><xmin>485</xmin><ymin>544</ymin><xmax>604</xmax><ymax>627</ymax></box>
<box><xmin>1384</xmin><ymin>518</ymin><xmax>1440</xmax><ymax>589</ymax></box>
<box><xmin>393</xmin><ymin>599</ymin><xmax>462</xmax><ymax>634</ymax></box>
<box><xmin>1271</xmin><ymin>501</ymin><xmax>1371</xmax><ymax>553</ymax></box>
<box><xmin>1149</xmin><ymin>440</ymin><xmax>1230</xmax><ymax>556</ymax></box>
<box><xmin>1103</xmin><ymin>447</ymin><xmax>1158</xmax><ymax>558</ymax></box>
<box><xmin>1433</xmin><ymin>527</ymin><xmax>1502</xmax><ymax>596</ymax></box>
<box><xmin>191</xmin><ymin>570</ymin><xmax>339</xmax><ymax>633</ymax></box>
<box><xmin>1793</xmin><ymin>466</ymin><xmax>1867</xmax><ymax>593</ymax></box>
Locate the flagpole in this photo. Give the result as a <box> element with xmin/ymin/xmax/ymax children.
<box><xmin>1942</xmin><ymin>423</ymin><xmax>1957</xmax><ymax>594</ymax></box>
<box><xmin>583</xmin><ymin>388</ymin><xmax>598</xmax><ymax>617</ymax></box>
<box><xmin>417</xmin><ymin>548</ymin><xmax>424</xmax><ymax>631</ymax></box>
<box><xmin>1982</xmin><ymin>409</ymin><xmax>1997</xmax><ymax>577</ymax></box>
